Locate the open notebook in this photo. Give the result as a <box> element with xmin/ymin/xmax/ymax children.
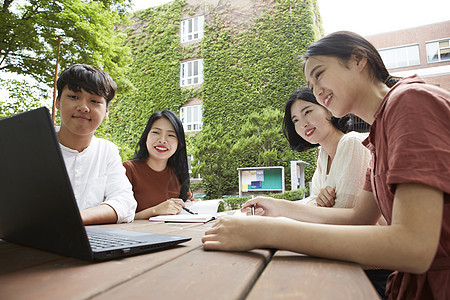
<box><xmin>149</xmin><ymin>200</ymin><xmax>224</xmax><ymax>223</ymax></box>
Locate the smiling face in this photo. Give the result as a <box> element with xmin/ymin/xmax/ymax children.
<box><xmin>304</xmin><ymin>55</ymin><xmax>361</xmax><ymax>118</ymax></box>
<box><xmin>56</xmin><ymin>86</ymin><xmax>108</xmax><ymax>140</ymax></box>
<box><xmin>146</xmin><ymin>117</ymin><xmax>178</xmax><ymax>165</ymax></box>
<box><xmin>290</xmin><ymin>99</ymin><xmax>335</xmax><ymax>145</ymax></box>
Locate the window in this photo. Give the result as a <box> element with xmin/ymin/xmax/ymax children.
<box><xmin>426</xmin><ymin>39</ymin><xmax>450</xmax><ymax>63</ymax></box>
<box><xmin>378</xmin><ymin>44</ymin><xmax>420</xmax><ymax>69</ymax></box>
<box><xmin>180</xmin><ymin>105</ymin><xmax>202</xmax><ymax>132</ymax></box>
<box><xmin>180</xmin><ymin>59</ymin><xmax>203</xmax><ymax>87</ymax></box>
<box><xmin>181</xmin><ymin>16</ymin><xmax>204</xmax><ymax>43</ymax></box>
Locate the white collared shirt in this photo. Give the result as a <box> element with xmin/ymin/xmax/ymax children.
<box><xmin>58</xmin><ymin>135</ymin><xmax>136</xmax><ymax>223</ymax></box>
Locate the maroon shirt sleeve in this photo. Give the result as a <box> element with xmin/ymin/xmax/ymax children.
<box><xmin>383</xmin><ymin>85</ymin><xmax>450</xmax><ymax>194</ymax></box>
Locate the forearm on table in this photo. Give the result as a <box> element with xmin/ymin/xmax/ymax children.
<box><xmin>134</xmin><ymin>207</ymin><xmax>156</xmax><ymax>219</ymax></box>
<box><xmin>261</xmin><ymin>217</ymin><xmax>434</xmax><ymax>274</ymax></box>
<box><xmin>287</xmin><ymin>190</ymin><xmax>380</xmax><ymax>225</ymax></box>
<box><xmin>263</xmin><ymin>184</ymin><xmax>443</xmax><ymax>274</ymax></box>
<box><xmin>81</xmin><ymin>204</ymin><xmax>118</xmax><ymax>225</ymax></box>
<box><xmin>281</xmin><ymin>201</ymin><xmax>372</xmax><ymax>225</ymax></box>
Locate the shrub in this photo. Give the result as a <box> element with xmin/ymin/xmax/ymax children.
<box><xmin>219</xmin><ymin>188</ymin><xmax>306</xmax><ymax>211</ymax></box>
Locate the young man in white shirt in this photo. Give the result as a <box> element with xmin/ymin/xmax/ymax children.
<box><xmin>55</xmin><ymin>64</ymin><xmax>136</xmax><ymax>225</ymax></box>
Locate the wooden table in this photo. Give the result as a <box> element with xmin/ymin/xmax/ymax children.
<box><xmin>0</xmin><ymin>220</ymin><xmax>380</xmax><ymax>299</ymax></box>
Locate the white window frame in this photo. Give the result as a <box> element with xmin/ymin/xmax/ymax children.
<box><xmin>378</xmin><ymin>44</ymin><xmax>420</xmax><ymax>69</ymax></box>
<box><xmin>180</xmin><ymin>16</ymin><xmax>204</xmax><ymax>43</ymax></box>
<box><xmin>180</xmin><ymin>59</ymin><xmax>203</xmax><ymax>87</ymax></box>
<box><xmin>180</xmin><ymin>105</ymin><xmax>202</xmax><ymax>132</ymax></box>
<box><xmin>426</xmin><ymin>38</ymin><xmax>450</xmax><ymax>63</ymax></box>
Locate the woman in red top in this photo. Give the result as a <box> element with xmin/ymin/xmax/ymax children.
<box><xmin>202</xmin><ymin>31</ymin><xmax>450</xmax><ymax>299</ymax></box>
<box><xmin>124</xmin><ymin>110</ymin><xmax>193</xmax><ymax>219</ymax></box>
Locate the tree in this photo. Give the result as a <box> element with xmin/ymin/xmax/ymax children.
<box><xmin>231</xmin><ymin>107</ymin><xmax>296</xmax><ymax>167</ymax></box>
<box><xmin>190</xmin><ymin>123</ymin><xmax>237</xmax><ymax>199</ymax></box>
<box><xmin>230</xmin><ymin>107</ymin><xmax>314</xmax><ymax>190</ymax></box>
<box><xmin>0</xmin><ymin>0</ymin><xmax>132</xmax><ymax>89</ymax></box>
<box><xmin>0</xmin><ymin>78</ymin><xmax>50</xmax><ymax>117</ymax></box>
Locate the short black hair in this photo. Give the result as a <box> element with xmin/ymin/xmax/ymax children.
<box><xmin>56</xmin><ymin>64</ymin><xmax>117</xmax><ymax>105</ymax></box>
<box><xmin>283</xmin><ymin>87</ymin><xmax>352</xmax><ymax>152</ymax></box>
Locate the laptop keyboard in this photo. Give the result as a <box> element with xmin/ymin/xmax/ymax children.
<box><xmin>87</xmin><ymin>232</ymin><xmax>145</xmax><ymax>250</ymax></box>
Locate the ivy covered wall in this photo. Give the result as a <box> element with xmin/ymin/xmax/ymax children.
<box><xmin>107</xmin><ymin>0</ymin><xmax>192</xmax><ymax>158</ymax></box>
<box><xmin>107</xmin><ymin>0</ymin><xmax>322</xmax><ymax>197</ymax></box>
<box><xmin>201</xmin><ymin>0</ymin><xmax>320</xmax><ymax>131</ymax></box>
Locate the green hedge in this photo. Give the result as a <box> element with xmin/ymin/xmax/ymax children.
<box><xmin>219</xmin><ymin>188</ymin><xmax>306</xmax><ymax>211</ymax></box>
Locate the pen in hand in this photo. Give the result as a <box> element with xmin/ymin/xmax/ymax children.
<box><xmin>182</xmin><ymin>206</ymin><xmax>198</xmax><ymax>215</ymax></box>
<box><xmin>250</xmin><ymin>195</ymin><xmax>256</xmax><ymax>216</ymax></box>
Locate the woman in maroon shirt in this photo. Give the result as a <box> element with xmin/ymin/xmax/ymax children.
<box><xmin>202</xmin><ymin>31</ymin><xmax>450</xmax><ymax>300</ymax></box>
<box><xmin>124</xmin><ymin>110</ymin><xmax>193</xmax><ymax>219</ymax></box>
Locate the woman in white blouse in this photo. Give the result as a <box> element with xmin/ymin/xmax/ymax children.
<box><xmin>301</xmin><ymin>132</ymin><xmax>370</xmax><ymax>208</ymax></box>
<box><xmin>288</xmin><ymin>86</ymin><xmax>370</xmax><ymax>208</ymax></box>
<box><xmin>240</xmin><ymin>87</ymin><xmax>371</xmax><ymax>211</ymax></box>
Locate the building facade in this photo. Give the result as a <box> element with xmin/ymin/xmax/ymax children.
<box><xmin>366</xmin><ymin>21</ymin><xmax>450</xmax><ymax>91</ymax></box>
<box><xmin>351</xmin><ymin>21</ymin><xmax>450</xmax><ymax>132</ymax></box>
<box><xmin>178</xmin><ymin>0</ymin><xmax>321</xmax><ymax>135</ymax></box>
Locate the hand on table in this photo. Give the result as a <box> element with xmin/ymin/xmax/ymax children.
<box><xmin>153</xmin><ymin>198</ymin><xmax>185</xmax><ymax>215</ymax></box>
<box><xmin>240</xmin><ymin>196</ymin><xmax>284</xmax><ymax>217</ymax></box>
<box><xmin>202</xmin><ymin>216</ymin><xmax>266</xmax><ymax>251</ymax></box>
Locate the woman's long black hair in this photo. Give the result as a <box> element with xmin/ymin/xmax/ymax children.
<box><xmin>283</xmin><ymin>87</ymin><xmax>352</xmax><ymax>152</ymax></box>
<box><xmin>132</xmin><ymin>110</ymin><xmax>190</xmax><ymax>201</ymax></box>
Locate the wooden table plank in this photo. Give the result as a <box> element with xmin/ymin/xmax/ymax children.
<box><xmin>0</xmin><ymin>221</ymin><xmax>196</xmax><ymax>275</ymax></box>
<box><xmin>0</xmin><ymin>241</ymin><xmax>63</xmax><ymax>275</ymax></box>
<box><xmin>246</xmin><ymin>250</ymin><xmax>380</xmax><ymax>300</ymax></box>
<box><xmin>0</xmin><ymin>222</ymin><xmax>210</xmax><ymax>300</ymax></box>
<box><xmin>92</xmin><ymin>248</ymin><xmax>274</xmax><ymax>300</ymax></box>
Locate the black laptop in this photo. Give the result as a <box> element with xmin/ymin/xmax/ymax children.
<box><xmin>0</xmin><ymin>107</ymin><xmax>191</xmax><ymax>261</ymax></box>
